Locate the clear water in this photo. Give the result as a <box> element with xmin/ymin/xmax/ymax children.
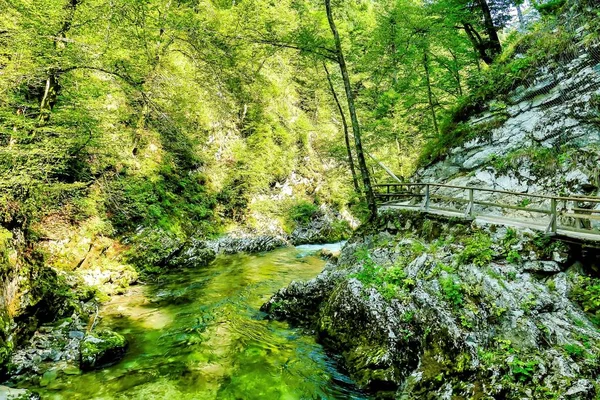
<box><xmin>27</xmin><ymin>246</ymin><xmax>368</xmax><ymax>400</ymax></box>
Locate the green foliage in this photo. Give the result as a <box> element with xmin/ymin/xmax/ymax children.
<box><xmin>570</xmin><ymin>276</ymin><xmax>600</xmax><ymax>323</ymax></box>
<box><xmin>506</xmin><ymin>250</ymin><xmax>522</xmax><ymax>265</ymax></box>
<box><xmin>440</xmin><ymin>276</ymin><xmax>463</xmax><ymax>307</ymax></box>
<box><xmin>352</xmin><ymin>251</ymin><xmax>414</xmax><ymax>301</ymax></box>
<box><xmin>457</xmin><ymin>232</ymin><xmax>494</xmax><ymax>267</ymax></box>
<box><xmin>509</xmin><ymin>358</ymin><xmax>539</xmax><ymax>382</ymax></box>
<box><xmin>520</xmin><ymin>294</ymin><xmax>537</xmax><ymax>315</ymax></box>
<box><xmin>563</xmin><ymin>344</ymin><xmax>585</xmax><ymax>359</ymax></box>
<box><xmin>107</xmin><ymin>166</ymin><xmax>215</xmax><ymax>237</ymax></box>
<box><xmin>289</xmin><ymin>201</ymin><xmax>319</xmax><ymax>225</ymax></box>
<box><xmin>502</xmin><ymin>228</ymin><xmax>522</xmax><ymax>264</ymax></box>
<box><xmin>0</xmin><ymin>228</ymin><xmax>12</xmax><ymax>274</ymax></box>
<box><xmin>533</xmin><ymin>0</ymin><xmax>567</xmax><ymax>15</ymax></box>
<box><xmin>491</xmin><ymin>146</ymin><xmax>573</xmax><ymax>177</ymax></box>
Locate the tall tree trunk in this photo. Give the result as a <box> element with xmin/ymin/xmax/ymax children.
<box><xmin>39</xmin><ymin>0</ymin><xmax>80</xmax><ymax>124</ymax></box>
<box><xmin>324</xmin><ymin>0</ymin><xmax>377</xmax><ymax>219</ymax></box>
<box><xmin>477</xmin><ymin>0</ymin><xmax>502</xmax><ymax>60</ymax></box>
<box><xmin>449</xmin><ymin>48</ymin><xmax>463</xmax><ymax>96</ymax></box>
<box><xmin>423</xmin><ymin>51</ymin><xmax>439</xmax><ymax>137</ymax></box>
<box><xmin>462</xmin><ymin>22</ymin><xmax>494</xmax><ymax>65</ymax></box>
<box><xmin>322</xmin><ymin>62</ymin><xmax>361</xmax><ymax>194</ymax></box>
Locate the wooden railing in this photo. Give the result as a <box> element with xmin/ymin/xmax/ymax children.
<box><xmin>374</xmin><ymin>182</ymin><xmax>600</xmax><ymax>237</ymax></box>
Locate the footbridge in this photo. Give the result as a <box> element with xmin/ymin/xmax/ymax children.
<box><xmin>375</xmin><ymin>183</ymin><xmax>600</xmax><ymax>244</ymax></box>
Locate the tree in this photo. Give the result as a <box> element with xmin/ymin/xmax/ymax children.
<box><xmin>433</xmin><ymin>0</ymin><xmax>514</xmax><ymax>64</ymax></box>
<box><xmin>324</xmin><ymin>0</ymin><xmax>377</xmax><ymax>219</ymax></box>
<box><xmin>323</xmin><ymin>61</ymin><xmax>361</xmax><ymax>193</ymax></box>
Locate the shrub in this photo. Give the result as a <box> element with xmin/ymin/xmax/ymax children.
<box><xmin>509</xmin><ymin>358</ymin><xmax>539</xmax><ymax>382</ymax></box>
<box><xmin>563</xmin><ymin>344</ymin><xmax>585</xmax><ymax>359</ymax></box>
<box><xmin>440</xmin><ymin>276</ymin><xmax>463</xmax><ymax>307</ymax></box>
<box><xmin>288</xmin><ymin>201</ymin><xmax>319</xmax><ymax>225</ymax></box>
<box><xmin>352</xmin><ymin>251</ymin><xmax>414</xmax><ymax>301</ymax></box>
<box><xmin>570</xmin><ymin>276</ymin><xmax>600</xmax><ymax>323</ymax></box>
<box><xmin>533</xmin><ymin>0</ymin><xmax>567</xmax><ymax>15</ymax></box>
<box><xmin>458</xmin><ymin>233</ymin><xmax>494</xmax><ymax>267</ymax></box>
<box><xmin>506</xmin><ymin>250</ymin><xmax>522</xmax><ymax>264</ymax></box>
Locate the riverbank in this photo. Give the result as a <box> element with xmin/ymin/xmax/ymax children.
<box><xmin>263</xmin><ymin>209</ymin><xmax>600</xmax><ymax>399</ymax></box>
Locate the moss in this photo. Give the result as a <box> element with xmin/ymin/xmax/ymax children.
<box><xmin>569</xmin><ymin>275</ymin><xmax>600</xmax><ymax>324</ymax></box>
<box><xmin>0</xmin><ymin>309</ymin><xmax>14</xmax><ymax>369</ymax></box>
<box><xmin>80</xmin><ymin>329</ymin><xmax>127</xmax><ymax>370</ymax></box>
<box><xmin>0</xmin><ymin>227</ymin><xmax>12</xmax><ymax>275</ymax></box>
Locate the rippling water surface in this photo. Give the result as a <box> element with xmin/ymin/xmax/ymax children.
<box><xmin>32</xmin><ymin>244</ymin><xmax>368</xmax><ymax>399</ymax></box>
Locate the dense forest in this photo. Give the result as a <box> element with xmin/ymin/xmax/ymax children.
<box><xmin>3</xmin><ymin>0</ymin><xmax>592</xmax><ymax>251</ymax></box>
<box><xmin>1</xmin><ymin>0</ymin><xmax>600</xmax><ymax>398</ymax></box>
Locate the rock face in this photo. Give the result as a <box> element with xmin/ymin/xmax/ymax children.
<box><xmin>290</xmin><ymin>206</ymin><xmax>354</xmax><ymax>245</ymax></box>
<box><xmin>206</xmin><ymin>234</ymin><xmax>290</xmax><ymax>254</ymax></box>
<box><xmin>416</xmin><ymin>44</ymin><xmax>600</xmax><ymax>222</ymax></box>
<box><xmin>128</xmin><ymin>228</ymin><xmax>217</xmax><ymax>270</ymax></box>
<box><xmin>263</xmin><ymin>210</ymin><xmax>600</xmax><ymax>399</ymax></box>
<box><xmin>205</xmin><ymin>206</ymin><xmax>354</xmax><ymax>254</ymax></box>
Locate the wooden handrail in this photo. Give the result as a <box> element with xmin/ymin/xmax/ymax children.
<box><xmin>373</xmin><ymin>182</ymin><xmax>600</xmax><ymax>203</ymax></box>
<box><xmin>375</xmin><ymin>181</ymin><xmax>600</xmax><ymax>238</ymax></box>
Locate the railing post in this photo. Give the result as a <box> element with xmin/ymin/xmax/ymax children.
<box><xmin>421</xmin><ymin>184</ymin><xmax>430</xmax><ymax>212</ymax></box>
<box><xmin>465</xmin><ymin>188</ymin><xmax>474</xmax><ymax>218</ymax></box>
<box><xmin>549</xmin><ymin>197</ymin><xmax>557</xmax><ymax>234</ymax></box>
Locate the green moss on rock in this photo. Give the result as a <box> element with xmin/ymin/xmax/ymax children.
<box><xmin>80</xmin><ymin>329</ymin><xmax>127</xmax><ymax>370</ymax></box>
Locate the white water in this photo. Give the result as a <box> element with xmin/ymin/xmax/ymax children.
<box><xmin>294</xmin><ymin>241</ymin><xmax>347</xmax><ymax>256</ymax></box>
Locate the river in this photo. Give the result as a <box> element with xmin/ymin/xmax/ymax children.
<box><xmin>29</xmin><ymin>243</ymin><xmax>369</xmax><ymax>399</ymax></box>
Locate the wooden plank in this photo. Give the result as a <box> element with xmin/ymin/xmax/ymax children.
<box><xmin>375</xmin><ymin>193</ymin><xmax>417</xmax><ymax>197</ymax></box>
<box><xmin>558</xmin><ymin>226</ymin><xmax>600</xmax><ymax>235</ymax></box>
<box><xmin>429</xmin><ymin>205</ymin><xmax>463</xmax><ymax>214</ymax></box>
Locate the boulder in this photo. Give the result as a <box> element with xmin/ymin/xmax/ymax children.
<box><xmin>79</xmin><ymin>329</ymin><xmax>127</xmax><ymax>370</ymax></box>
<box><xmin>0</xmin><ymin>386</ymin><xmax>39</xmax><ymax>400</ymax></box>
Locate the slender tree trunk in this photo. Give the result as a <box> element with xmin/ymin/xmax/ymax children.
<box><xmin>423</xmin><ymin>51</ymin><xmax>439</xmax><ymax>136</ymax></box>
<box><xmin>395</xmin><ymin>135</ymin><xmax>402</xmax><ymax>170</ymax></box>
<box><xmin>462</xmin><ymin>22</ymin><xmax>494</xmax><ymax>65</ymax></box>
<box><xmin>323</xmin><ymin>62</ymin><xmax>361</xmax><ymax>194</ymax></box>
<box><xmin>39</xmin><ymin>0</ymin><xmax>80</xmax><ymax>124</ymax></box>
<box><xmin>449</xmin><ymin>49</ymin><xmax>463</xmax><ymax>96</ymax></box>
<box><xmin>325</xmin><ymin>0</ymin><xmax>377</xmax><ymax>219</ymax></box>
<box><xmin>39</xmin><ymin>72</ymin><xmax>60</xmax><ymax>124</ymax></box>
<box><xmin>477</xmin><ymin>0</ymin><xmax>502</xmax><ymax>59</ymax></box>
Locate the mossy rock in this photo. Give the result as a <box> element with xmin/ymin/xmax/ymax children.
<box><xmin>80</xmin><ymin>329</ymin><xmax>127</xmax><ymax>370</ymax></box>
<box><xmin>0</xmin><ymin>385</ymin><xmax>39</xmax><ymax>400</ymax></box>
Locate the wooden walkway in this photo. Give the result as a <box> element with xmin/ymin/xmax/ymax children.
<box><xmin>375</xmin><ymin>183</ymin><xmax>600</xmax><ymax>244</ymax></box>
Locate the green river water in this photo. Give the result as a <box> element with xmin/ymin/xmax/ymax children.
<box><xmin>29</xmin><ymin>244</ymin><xmax>369</xmax><ymax>400</ymax></box>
